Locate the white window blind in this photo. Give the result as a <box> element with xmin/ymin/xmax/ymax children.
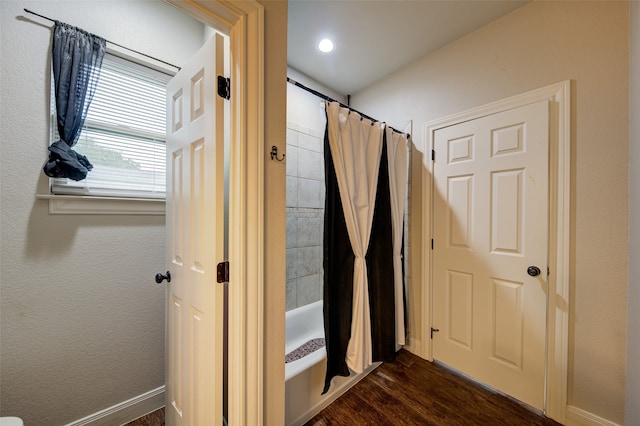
<box><xmin>51</xmin><ymin>54</ymin><xmax>171</xmax><ymax>199</ymax></box>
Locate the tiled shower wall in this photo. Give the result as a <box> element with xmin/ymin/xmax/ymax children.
<box><xmin>285</xmin><ymin>120</ymin><xmax>413</xmax><ymax>315</ymax></box>
<box><xmin>286</xmin><ymin>122</ymin><xmax>325</xmax><ymax>311</ymax></box>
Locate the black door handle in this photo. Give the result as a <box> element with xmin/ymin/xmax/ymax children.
<box><xmin>155</xmin><ymin>271</ymin><xmax>171</xmax><ymax>283</ymax></box>
<box><xmin>527</xmin><ymin>266</ymin><xmax>541</xmax><ymax>277</ymax></box>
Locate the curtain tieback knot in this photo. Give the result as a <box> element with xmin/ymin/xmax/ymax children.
<box><xmin>43</xmin><ymin>140</ymin><xmax>93</xmax><ymax>181</ymax></box>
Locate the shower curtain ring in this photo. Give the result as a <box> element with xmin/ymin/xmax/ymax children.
<box><xmin>270</xmin><ymin>145</ymin><xmax>286</xmax><ymax>162</ymax></box>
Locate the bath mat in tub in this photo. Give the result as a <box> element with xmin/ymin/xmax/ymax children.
<box><xmin>285</xmin><ymin>338</ymin><xmax>326</xmax><ymax>363</ymax></box>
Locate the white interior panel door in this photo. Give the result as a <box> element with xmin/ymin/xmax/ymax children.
<box><xmin>432</xmin><ymin>100</ymin><xmax>549</xmax><ymax>410</ymax></box>
<box><xmin>165</xmin><ymin>33</ymin><xmax>227</xmax><ymax>425</ymax></box>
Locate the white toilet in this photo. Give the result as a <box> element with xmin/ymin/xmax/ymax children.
<box><xmin>0</xmin><ymin>418</ymin><xmax>23</xmax><ymax>426</ymax></box>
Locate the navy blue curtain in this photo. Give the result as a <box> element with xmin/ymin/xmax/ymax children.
<box><xmin>43</xmin><ymin>21</ymin><xmax>106</xmax><ymax>181</ymax></box>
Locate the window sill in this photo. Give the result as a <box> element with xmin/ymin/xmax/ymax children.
<box><xmin>35</xmin><ymin>194</ymin><xmax>165</xmax><ymax>215</ymax></box>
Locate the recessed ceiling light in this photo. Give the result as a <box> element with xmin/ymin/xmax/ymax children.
<box><xmin>318</xmin><ymin>38</ymin><xmax>334</xmax><ymax>53</ymax></box>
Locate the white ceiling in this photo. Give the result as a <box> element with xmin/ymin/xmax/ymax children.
<box><xmin>288</xmin><ymin>0</ymin><xmax>529</xmax><ymax>96</ymax></box>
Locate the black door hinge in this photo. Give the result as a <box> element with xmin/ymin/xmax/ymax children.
<box><xmin>431</xmin><ymin>239</ymin><xmax>434</xmax><ymax>250</ymax></box>
<box><xmin>217</xmin><ymin>76</ymin><xmax>230</xmax><ymax>100</ymax></box>
<box><xmin>432</xmin><ymin>149</ymin><xmax>435</xmax><ymax>161</ymax></box>
<box><xmin>430</xmin><ymin>327</ymin><xmax>440</xmax><ymax>339</ymax></box>
<box><xmin>217</xmin><ymin>261</ymin><xmax>230</xmax><ymax>283</ymax></box>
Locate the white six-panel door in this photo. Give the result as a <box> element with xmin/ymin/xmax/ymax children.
<box><xmin>432</xmin><ymin>100</ymin><xmax>549</xmax><ymax>410</ymax></box>
<box><xmin>165</xmin><ymin>32</ymin><xmax>227</xmax><ymax>425</ymax></box>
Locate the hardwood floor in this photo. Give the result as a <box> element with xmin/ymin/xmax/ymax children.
<box><xmin>124</xmin><ymin>408</ymin><xmax>164</xmax><ymax>426</ymax></box>
<box><xmin>126</xmin><ymin>350</ymin><xmax>560</xmax><ymax>426</ymax></box>
<box><xmin>305</xmin><ymin>350</ymin><xmax>561</xmax><ymax>426</ymax></box>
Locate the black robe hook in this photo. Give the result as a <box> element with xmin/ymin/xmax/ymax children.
<box><xmin>270</xmin><ymin>145</ymin><xmax>285</xmax><ymax>162</ymax></box>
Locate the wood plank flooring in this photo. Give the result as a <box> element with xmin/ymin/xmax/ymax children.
<box><xmin>126</xmin><ymin>350</ymin><xmax>560</xmax><ymax>426</ymax></box>
<box><xmin>305</xmin><ymin>349</ymin><xmax>561</xmax><ymax>426</ymax></box>
<box><xmin>123</xmin><ymin>408</ymin><xmax>164</xmax><ymax>426</ymax></box>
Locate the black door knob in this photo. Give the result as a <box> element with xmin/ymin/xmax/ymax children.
<box><xmin>527</xmin><ymin>266</ymin><xmax>541</xmax><ymax>277</ymax></box>
<box><xmin>155</xmin><ymin>271</ymin><xmax>171</xmax><ymax>283</ymax></box>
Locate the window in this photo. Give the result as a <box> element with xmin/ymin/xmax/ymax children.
<box><xmin>50</xmin><ymin>53</ymin><xmax>171</xmax><ymax>199</ymax></box>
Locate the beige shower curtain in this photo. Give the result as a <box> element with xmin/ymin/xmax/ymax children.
<box><xmin>386</xmin><ymin>128</ymin><xmax>408</xmax><ymax>348</ymax></box>
<box><xmin>325</xmin><ymin>101</ymin><xmax>384</xmax><ymax>372</ymax></box>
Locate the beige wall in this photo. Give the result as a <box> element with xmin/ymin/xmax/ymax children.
<box><xmin>627</xmin><ymin>1</ymin><xmax>640</xmax><ymax>424</ymax></box>
<box><xmin>0</xmin><ymin>1</ymin><xmax>205</xmax><ymax>424</ymax></box>
<box><xmin>260</xmin><ymin>1</ymin><xmax>288</xmax><ymax>424</ymax></box>
<box><xmin>353</xmin><ymin>1</ymin><xmax>629</xmax><ymax>423</ymax></box>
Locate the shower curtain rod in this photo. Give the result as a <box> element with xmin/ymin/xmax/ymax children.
<box><xmin>287</xmin><ymin>77</ymin><xmax>410</xmax><ymax>138</ymax></box>
<box><xmin>23</xmin><ymin>8</ymin><xmax>181</xmax><ymax>71</ymax></box>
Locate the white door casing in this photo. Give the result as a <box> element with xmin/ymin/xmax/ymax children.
<box><xmin>422</xmin><ymin>81</ymin><xmax>571</xmax><ymax>423</ymax></box>
<box><xmin>165</xmin><ymin>32</ymin><xmax>227</xmax><ymax>425</ymax></box>
<box><xmin>432</xmin><ymin>100</ymin><xmax>549</xmax><ymax>410</ymax></box>
<box><xmin>162</xmin><ymin>1</ymin><xmax>265</xmax><ymax>424</ymax></box>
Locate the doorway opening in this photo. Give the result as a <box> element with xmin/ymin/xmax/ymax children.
<box><xmin>164</xmin><ymin>2</ymin><xmax>265</xmax><ymax>425</ymax></box>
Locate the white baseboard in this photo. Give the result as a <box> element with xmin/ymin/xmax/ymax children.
<box><xmin>566</xmin><ymin>405</ymin><xmax>621</xmax><ymax>426</ymax></box>
<box><xmin>65</xmin><ymin>386</ymin><xmax>165</xmax><ymax>426</ymax></box>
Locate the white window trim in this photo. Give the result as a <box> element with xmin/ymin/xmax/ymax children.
<box><xmin>36</xmin><ymin>193</ymin><xmax>165</xmax><ymax>215</ymax></box>
<box><xmin>39</xmin><ymin>46</ymin><xmax>175</xmax><ymax>215</ymax></box>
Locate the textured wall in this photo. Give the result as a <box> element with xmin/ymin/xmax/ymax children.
<box><xmin>353</xmin><ymin>1</ymin><xmax>629</xmax><ymax>423</ymax></box>
<box><xmin>0</xmin><ymin>1</ymin><xmax>204</xmax><ymax>424</ymax></box>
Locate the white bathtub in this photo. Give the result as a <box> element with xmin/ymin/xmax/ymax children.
<box><xmin>285</xmin><ymin>301</ymin><xmax>326</xmax><ymax>381</ymax></box>
<box><xmin>285</xmin><ymin>301</ymin><xmax>378</xmax><ymax>426</ymax></box>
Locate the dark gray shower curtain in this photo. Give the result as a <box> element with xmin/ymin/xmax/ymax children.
<box><xmin>322</xmin><ymin>121</ymin><xmax>398</xmax><ymax>394</ymax></box>
<box><xmin>322</xmin><ymin>126</ymin><xmax>354</xmax><ymax>392</ymax></box>
<box><xmin>43</xmin><ymin>21</ymin><xmax>106</xmax><ymax>181</ymax></box>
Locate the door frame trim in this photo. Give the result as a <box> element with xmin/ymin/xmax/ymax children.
<box><xmin>420</xmin><ymin>81</ymin><xmax>570</xmax><ymax>423</ymax></box>
<box><xmin>163</xmin><ymin>1</ymin><xmax>265</xmax><ymax>424</ymax></box>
